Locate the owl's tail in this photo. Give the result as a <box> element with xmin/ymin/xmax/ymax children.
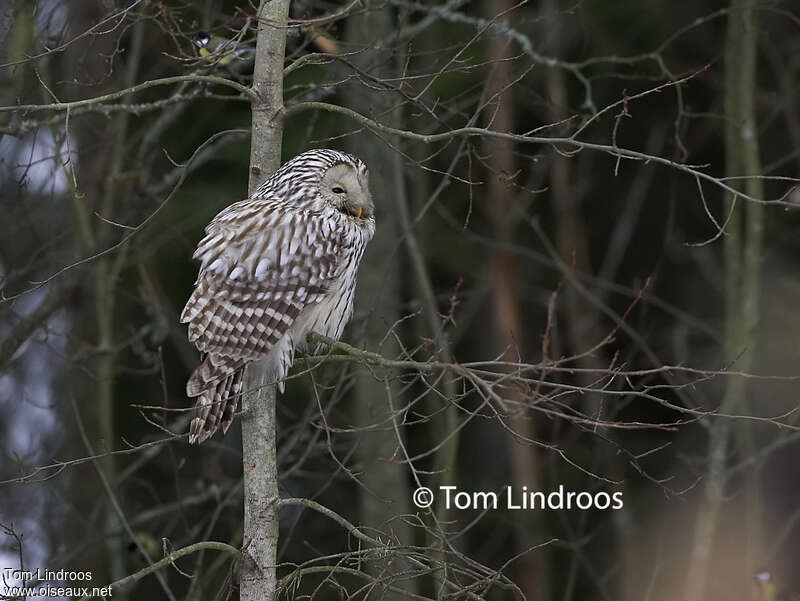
<box><xmin>187</xmin><ymin>354</ymin><xmax>246</xmax><ymax>444</ymax></box>
<box><xmin>186</xmin><ymin>336</ymin><xmax>297</xmax><ymax>443</ymax></box>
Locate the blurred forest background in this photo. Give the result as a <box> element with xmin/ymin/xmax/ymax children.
<box><xmin>0</xmin><ymin>0</ymin><xmax>799</xmax><ymax>600</ymax></box>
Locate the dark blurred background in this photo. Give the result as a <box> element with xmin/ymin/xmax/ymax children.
<box><xmin>0</xmin><ymin>1</ymin><xmax>798</xmax><ymax>600</ymax></box>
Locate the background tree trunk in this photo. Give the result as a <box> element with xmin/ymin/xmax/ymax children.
<box><xmin>344</xmin><ymin>0</ymin><xmax>411</xmax><ymax>536</ymax></box>
<box><xmin>483</xmin><ymin>1</ymin><xmax>549</xmax><ymax>598</ymax></box>
<box><xmin>683</xmin><ymin>1</ymin><xmax>764</xmax><ymax>599</ymax></box>
<box><xmin>0</xmin><ymin>1</ymin><xmax>32</xmax><ymax>136</ymax></box>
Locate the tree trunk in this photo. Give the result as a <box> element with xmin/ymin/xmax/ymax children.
<box><xmin>240</xmin><ymin>2</ymin><xmax>291</xmax><ymax>600</ymax></box>
<box><xmin>683</xmin><ymin>1</ymin><xmax>764</xmax><ymax>599</ymax></box>
<box><xmin>0</xmin><ymin>1</ymin><xmax>33</xmax><ymax>136</ymax></box>
<box><xmin>483</xmin><ymin>1</ymin><xmax>549</xmax><ymax>598</ymax></box>
<box><xmin>343</xmin><ymin>5</ymin><xmax>416</xmax><ymax>597</ymax></box>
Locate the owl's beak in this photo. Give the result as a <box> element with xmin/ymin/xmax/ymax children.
<box><xmin>343</xmin><ymin>197</ymin><xmax>372</xmax><ymax>219</ymax></box>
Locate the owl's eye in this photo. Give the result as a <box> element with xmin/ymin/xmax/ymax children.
<box><xmin>331</xmin><ymin>186</ymin><xmax>346</xmax><ymax>194</ymax></box>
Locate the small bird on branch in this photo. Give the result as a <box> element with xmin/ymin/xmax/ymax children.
<box><xmin>194</xmin><ymin>31</ymin><xmax>256</xmax><ymax>70</ymax></box>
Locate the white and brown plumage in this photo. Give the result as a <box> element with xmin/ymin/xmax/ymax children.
<box><xmin>180</xmin><ymin>149</ymin><xmax>375</xmax><ymax>443</ymax></box>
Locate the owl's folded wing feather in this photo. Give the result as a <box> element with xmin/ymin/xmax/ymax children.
<box><xmin>180</xmin><ymin>199</ymin><xmax>347</xmax><ymax>361</ymax></box>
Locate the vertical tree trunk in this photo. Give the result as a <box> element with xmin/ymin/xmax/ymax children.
<box><xmin>542</xmin><ymin>4</ymin><xmax>620</xmax><ymax>597</ymax></box>
<box><xmin>544</xmin><ymin>2</ymin><xmax>605</xmax><ymax>413</ymax></box>
<box><xmin>95</xmin><ymin>20</ymin><xmax>146</xmax><ymax>591</ymax></box>
<box><xmin>683</xmin><ymin>1</ymin><xmax>764</xmax><ymax>599</ymax></box>
<box><xmin>62</xmin><ymin>0</ymin><xmax>136</xmax><ymax>587</ymax></box>
<box><xmin>483</xmin><ymin>2</ymin><xmax>548</xmax><ymax>599</ymax></box>
<box><xmin>240</xmin><ymin>2</ymin><xmax>291</xmax><ymax>600</ymax></box>
<box><xmin>247</xmin><ymin>1</ymin><xmax>290</xmax><ymax>194</ymax></box>
<box><xmin>343</xmin><ymin>8</ymin><xmax>416</xmax><ymax>597</ymax></box>
<box><xmin>0</xmin><ymin>0</ymin><xmax>33</xmax><ymax>136</ymax></box>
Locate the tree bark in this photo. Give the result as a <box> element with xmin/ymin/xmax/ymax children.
<box><xmin>247</xmin><ymin>0</ymin><xmax>290</xmax><ymax>194</ymax></box>
<box><xmin>344</xmin><ymin>0</ymin><xmax>412</xmax><ymax>552</ymax></box>
<box><xmin>683</xmin><ymin>1</ymin><xmax>764</xmax><ymax>599</ymax></box>
<box><xmin>483</xmin><ymin>1</ymin><xmax>548</xmax><ymax>598</ymax></box>
<box><xmin>0</xmin><ymin>0</ymin><xmax>33</xmax><ymax>136</ymax></box>
<box><xmin>240</xmin><ymin>2</ymin><xmax>291</xmax><ymax>600</ymax></box>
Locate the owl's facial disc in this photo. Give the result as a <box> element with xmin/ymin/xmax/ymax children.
<box><xmin>320</xmin><ymin>163</ymin><xmax>373</xmax><ymax>220</ymax></box>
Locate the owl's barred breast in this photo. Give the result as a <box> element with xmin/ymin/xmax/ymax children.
<box><xmin>293</xmin><ymin>220</ymin><xmax>371</xmax><ymax>349</ymax></box>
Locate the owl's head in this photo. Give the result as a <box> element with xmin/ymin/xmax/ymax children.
<box><xmin>318</xmin><ymin>161</ymin><xmax>374</xmax><ymax>222</ymax></box>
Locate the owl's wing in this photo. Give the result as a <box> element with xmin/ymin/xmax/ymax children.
<box><xmin>180</xmin><ymin>199</ymin><xmax>345</xmax><ymax>360</ymax></box>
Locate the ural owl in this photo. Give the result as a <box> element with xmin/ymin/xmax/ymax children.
<box><xmin>180</xmin><ymin>149</ymin><xmax>375</xmax><ymax>443</ymax></box>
